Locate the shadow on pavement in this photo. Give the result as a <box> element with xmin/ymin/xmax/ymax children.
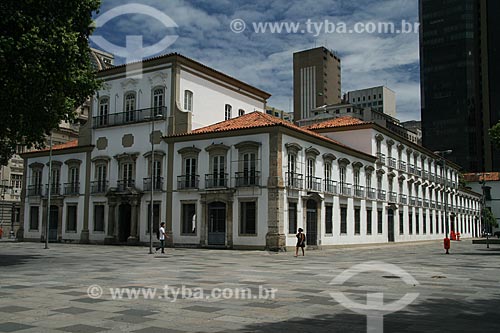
<box><xmin>235</xmin><ymin>294</ymin><xmax>500</xmax><ymax>332</ymax></box>
<box><xmin>0</xmin><ymin>254</ymin><xmax>41</xmax><ymax>267</ymax></box>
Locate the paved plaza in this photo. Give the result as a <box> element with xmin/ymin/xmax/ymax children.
<box><xmin>1</xmin><ymin>240</ymin><xmax>499</xmax><ymax>332</ymax></box>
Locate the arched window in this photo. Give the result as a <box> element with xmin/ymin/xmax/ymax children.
<box><xmin>225</xmin><ymin>104</ymin><xmax>232</xmax><ymax>120</ymax></box>
<box><xmin>184</xmin><ymin>90</ymin><xmax>193</xmax><ymax>112</ymax></box>
<box><xmin>98</xmin><ymin>97</ymin><xmax>109</xmax><ymax>126</ymax></box>
<box><xmin>124</xmin><ymin>92</ymin><xmax>136</xmax><ymax>122</ymax></box>
<box><xmin>153</xmin><ymin>88</ymin><xmax>164</xmax><ymax>116</ymax></box>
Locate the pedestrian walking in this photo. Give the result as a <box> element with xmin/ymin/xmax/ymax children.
<box><xmin>155</xmin><ymin>222</ymin><xmax>168</xmax><ymax>254</ymax></box>
<box><xmin>295</xmin><ymin>228</ymin><xmax>305</xmax><ymax>257</ymax></box>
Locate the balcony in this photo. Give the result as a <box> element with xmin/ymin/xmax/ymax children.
<box><xmin>436</xmin><ymin>202</ymin><xmax>442</xmax><ymax>210</ymax></box>
<box><xmin>409</xmin><ymin>196</ymin><xmax>416</xmax><ymax>206</ymax></box>
<box><xmin>408</xmin><ymin>164</ymin><xmax>415</xmax><ymax>174</ymax></box>
<box><xmin>324</xmin><ymin>180</ymin><xmax>337</xmax><ymax>194</ymax></box>
<box><xmin>235</xmin><ymin>171</ymin><xmax>260</xmax><ymax>187</ymax></box>
<box><xmin>423</xmin><ymin>170</ymin><xmax>429</xmax><ymax>180</ymax></box>
<box><xmin>366</xmin><ymin>187</ymin><xmax>376</xmax><ymax>200</ymax></box>
<box><xmin>429</xmin><ymin>173</ymin><xmax>436</xmax><ymax>182</ymax></box>
<box><xmin>417</xmin><ymin>198</ymin><xmax>422</xmax><ymax>207</ymax></box>
<box><xmin>354</xmin><ymin>185</ymin><xmax>365</xmax><ymax>198</ymax></box>
<box><xmin>399</xmin><ymin>194</ymin><xmax>407</xmax><ymax>205</ymax></box>
<box><xmin>177</xmin><ymin>175</ymin><xmax>199</xmax><ymax>190</ymax></box>
<box><xmin>27</xmin><ymin>185</ymin><xmax>43</xmax><ymax>197</ymax></box>
<box><xmin>93</xmin><ymin>106</ymin><xmax>167</xmax><ymax>129</ymax></box>
<box><xmin>45</xmin><ymin>184</ymin><xmax>61</xmax><ymax>196</ymax></box>
<box><xmin>305</xmin><ymin>176</ymin><xmax>322</xmax><ymax>192</ymax></box>
<box><xmin>430</xmin><ymin>200</ymin><xmax>436</xmax><ymax>209</ymax></box>
<box><xmin>388</xmin><ymin>157</ymin><xmax>397</xmax><ymax>169</ymax></box>
<box><xmin>143</xmin><ymin>177</ymin><xmax>164</xmax><ymax>191</ymax></box>
<box><xmin>398</xmin><ymin>160</ymin><xmax>407</xmax><ymax>172</ymax></box>
<box><xmin>376</xmin><ymin>153</ymin><xmax>386</xmax><ymax>165</ymax></box>
<box><xmin>117</xmin><ymin>179</ymin><xmax>136</xmax><ymax>191</ymax></box>
<box><xmin>205</xmin><ymin>174</ymin><xmax>229</xmax><ymax>189</ymax></box>
<box><xmin>285</xmin><ymin>172</ymin><xmax>303</xmax><ymax>190</ymax></box>
<box><xmin>339</xmin><ymin>183</ymin><xmax>352</xmax><ymax>196</ymax></box>
<box><xmin>388</xmin><ymin>191</ymin><xmax>397</xmax><ymax>203</ymax></box>
<box><xmin>91</xmin><ymin>181</ymin><xmax>108</xmax><ymax>194</ymax></box>
<box><xmin>64</xmin><ymin>182</ymin><xmax>80</xmax><ymax>195</ymax></box>
<box><xmin>416</xmin><ymin>167</ymin><xmax>422</xmax><ymax>177</ymax></box>
<box><xmin>377</xmin><ymin>189</ymin><xmax>386</xmax><ymax>201</ymax></box>
<box><xmin>423</xmin><ymin>199</ymin><xmax>430</xmax><ymax>208</ymax></box>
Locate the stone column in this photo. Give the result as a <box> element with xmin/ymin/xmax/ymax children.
<box><xmin>266</xmin><ymin>128</ymin><xmax>286</xmax><ymax>251</ymax></box>
<box><xmin>80</xmin><ymin>150</ymin><xmax>92</xmax><ymax>243</ymax></box>
<box><xmin>128</xmin><ymin>198</ymin><xmax>139</xmax><ymax>243</ymax></box>
<box><xmin>199</xmin><ymin>198</ymin><xmax>207</xmax><ymax>247</ymax></box>
<box><xmin>41</xmin><ymin>199</ymin><xmax>48</xmax><ymax>242</ymax></box>
<box><xmin>105</xmin><ymin>200</ymin><xmax>116</xmax><ymax>244</ymax></box>
<box><xmin>226</xmin><ymin>200</ymin><xmax>233</xmax><ymax>248</ymax></box>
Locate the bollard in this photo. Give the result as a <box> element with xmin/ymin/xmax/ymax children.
<box><xmin>444</xmin><ymin>237</ymin><xmax>450</xmax><ymax>254</ymax></box>
<box><xmin>456</xmin><ymin>232</ymin><xmax>461</xmax><ymax>241</ymax></box>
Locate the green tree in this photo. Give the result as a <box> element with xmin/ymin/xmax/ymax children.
<box><xmin>0</xmin><ymin>0</ymin><xmax>101</xmax><ymax>165</ymax></box>
<box><xmin>488</xmin><ymin>121</ymin><xmax>500</xmax><ymax>149</ymax></box>
<box><xmin>483</xmin><ymin>208</ymin><xmax>498</xmax><ymax>229</ymax></box>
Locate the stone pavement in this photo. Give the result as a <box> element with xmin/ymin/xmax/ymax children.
<box><xmin>1</xmin><ymin>240</ymin><xmax>499</xmax><ymax>332</ymax></box>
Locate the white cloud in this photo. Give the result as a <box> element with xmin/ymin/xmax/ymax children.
<box><xmin>95</xmin><ymin>0</ymin><xmax>422</xmax><ymax>120</ymax></box>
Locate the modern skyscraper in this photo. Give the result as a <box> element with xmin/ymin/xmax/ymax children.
<box><xmin>420</xmin><ymin>0</ymin><xmax>499</xmax><ymax>171</ymax></box>
<box><xmin>293</xmin><ymin>47</ymin><xmax>341</xmax><ymax>121</ymax></box>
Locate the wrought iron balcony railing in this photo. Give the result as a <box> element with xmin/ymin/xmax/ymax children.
<box><xmin>143</xmin><ymin>177</ymin><xmax>164</xmax><ymax>191</ymax></box>
<box><xmin>399</xmin><ymin>194</ymin><xmax>407</xmax><ymax>205</ymax></box>
<box><xmin>91</xmin><ymin>180</ymin><xmax>108</xmax><ymax>194</ymax></box>
<box><xmin>366</xmin><ymin>187</ymin><xmax>376</xmax><ymax>200</ymax></box>
<box><xmin>45</xmin><ymin>184</ymin><xmax>61</xmax><ymax>196</ymax></box>
<box><xmin>324</xmin><ymin>179</ymin><xmax>337</xmax><ymax>194</ymax></box>
<box><xmin>408</xmin><ymin>164</ymin><xmax>415</xmax><ymax>174</ymax></box>
<box><xmin>339</xmin><ymin>183</ymin><xmax>352</xmax><ymax>196</ymax></box>
<box><xmin>93</xmin><ymin>106</ymin><xmax>167</xmax><ymax>129</ymax></box>
<box><xmin>377</xmin><ymin>189</ymin><xmax>386</xmax><ymax>201</ymax></box>
<box><xmin>409</xmin><ymin>196</ymin><xmax>417</xmax><ymax>206</ymax></box>
<box><xmin>388</xmin><ymin>157</ymin><xmax>397</xmax><ymax>169</ymax></box>
<box><xmin>285</xmin><ymin>172</ymin><xmax>303</xmax><ymax>190</ymax></box>
<box><xmin>398</xmin><ymin>160</ymin><xmax>407</xmax><ymax>172</ymax></box>
<box><xmin>388</xmin><ymin>191</ymin><xmax>397</xmax><ymax>203</ymax></box>
<box><xmin>354</xmin><ymin>185</ymin><xmax>365</xmax><ymax>198</ymax></box>
<box><xmin>117</xmin><ymin>179</ymin><xmax>136</xmax><ymax>191</ymax></box>
<box><xmin>205</xmin><ymin>174</ymin><xmax>229</xmax><ymax>189</ymax></box>
<box><xmin>235</xmin><ymin>171</ymin><xmax>260</xmax><ymax>187</ymax></box>
<box><xmin>27</xmin><ymin>184</ymin><xmax>43</xmax><ymax>197</ymax></box>
<box><xmin>177</xmin><ymin>175</ymin><xmax>199</xmax><ymax>190</ymax></box>
<box><xmin>305</xmin><ymin>176</ymin><xmax>322</xmax><ymax>192</ymax></box>
<box><xmin>64</xmin><ymin>182</ymin><xmax>80</xmax><ymax>195</ymax></box>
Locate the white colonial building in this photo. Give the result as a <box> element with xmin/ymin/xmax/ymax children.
<box><xmin>20</xmin><ymin>54</ymin><xmax>482</xmax><ymax>250</ymax></box>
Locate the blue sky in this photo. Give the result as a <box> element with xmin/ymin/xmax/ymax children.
<box><xmin>91</xmin><ymin>0</ymin><xmax>421</xmax><ymax>121</ymax></box>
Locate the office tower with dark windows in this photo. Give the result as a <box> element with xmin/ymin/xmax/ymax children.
<box><xmin>293</xmin><ymin>47</ymin><xmax>341</xmax><ymax>122</ymax></box>
<box><xmin>420</xmin><ymin>0</ymin><xmax>500</xmax><ymax>171</ymax></box>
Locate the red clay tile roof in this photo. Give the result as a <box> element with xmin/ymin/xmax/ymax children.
<box><xmin>463</xmin><ymin>172</ymin><xmax>500</xmax><ymax>182</ymax></box>
<box><xmin>173</xmin><ymin>112</ymin><xmax>375</xmax><ymax>160</ymax></box>
<box><xmin>305</xmin><ymin>116</ymin><xmax>367</xmax><ymax>130</ymax></box>
<box><xmin>38</xmin><ymin>140</ymin><xmax>79</xmax><ymax>152</ymax></box>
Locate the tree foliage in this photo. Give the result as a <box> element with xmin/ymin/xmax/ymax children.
<box><xmin>483</xmin><ymin>208</ymin><xmax>498</xmax><ymax>228</ymax></box>
<box><xmin>0</xmin><ymin>0</ymin><xmax>101</xmax><ymax>165</ymax></box>
<box><xmin>488</xmin><ymin>121</ymin><xmax>500</xmax><ymax>149</ymax></box>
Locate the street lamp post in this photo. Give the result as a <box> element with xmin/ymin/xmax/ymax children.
<box><xmin>477</xmin><ymin>173</ymin><xmax>490</xmax><ymax>248</ymax></box>
<box><xmin>146</xmin><ymin>111</ymin><xmax>163</xmax><ymax>254</ymax></box>
<box><xmin>45</xmin><ymin>135</ymin><xmax>53</xmax><ymax>250</ymax></box>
